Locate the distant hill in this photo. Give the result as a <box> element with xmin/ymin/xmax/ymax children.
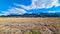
<box><xmin>0</xmin><ymin>12</ymin><xmax>59</xmax><ymax>17</ymax></box>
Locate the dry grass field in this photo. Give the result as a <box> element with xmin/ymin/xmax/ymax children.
<box><xmin>0</xmin><ymin>17</ymin><xmax>60</xmax><ymax>34</ymax></box>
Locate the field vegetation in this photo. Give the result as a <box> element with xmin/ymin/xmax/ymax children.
<box><xmin>0</xmin><ymin>17</ymin><xmax>60</xmax><ymax>34</ymax></box>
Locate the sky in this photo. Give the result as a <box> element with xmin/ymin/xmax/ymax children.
<box><xmin>0</xmin><ymin>0</ymin><xmax>60</xmax><ymax>16</ymax></box>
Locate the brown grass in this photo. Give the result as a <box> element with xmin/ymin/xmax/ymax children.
<box><xmin>0</xmin><ymin>17</ymin><xmax>60</xmax><ymax>34</ymax></box>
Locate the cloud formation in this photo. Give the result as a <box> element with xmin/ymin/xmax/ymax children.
<box><xmin>15</xmin><ymin>0</ymin><xmax>60</xmax><ymax>10</ymax></box>
<box><xmin>48</xmin><ymin>11</ymin><xmax>56</xmax><ymax>13</ymax></box>
<box><xmin>0</xmin><ymin>0</ymin><xmax>60</xmax><ymax>16</ymax></box>
<box><xmin>8</xmin><ymin>7</ymin><xmax>26</xmax><ymax>15</ymax></box>
<box><xmin>0</xmin><ymin>7</ymin><xmax>27</xmax><ymax>16</ymax></box>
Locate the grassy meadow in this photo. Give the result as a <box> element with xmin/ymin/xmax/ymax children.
<box><xmin>0</xmin><ymin>17</ymin><xmax>60</xmax><ymax>34</ymax></box>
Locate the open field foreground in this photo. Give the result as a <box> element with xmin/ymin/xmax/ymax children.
<box><xmin>0</xmin><ymin>17</ymin><xmax>60</xmax><ymax>34</ymax></box>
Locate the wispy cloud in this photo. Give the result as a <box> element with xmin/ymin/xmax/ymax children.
<box><xmin>0</xmin><ymin>0</ymin><xmax>60</xmax><ymax>16</ymax></box>
<box><xmin>0</xmin><ymin>7</ymin><xmax>27</xmax><ymax>16</ymax></box>
<box><xmin>8</xmin><ymin>7</ymin><xmax>27</xmax><ymax>15</ymax></box>
<box><xmin>48</xmin><ymin>11</ymin><xmax>56</xmax><ymax>13</ymax></box>
<box><xmin>14</xmin><ymin>0</ymin><xmax>60</xmax><ymax>10</ymax></box>
<box><xmin>0</xmin><ymin>11</ymin><xmax>9</xmax><ymax>16</ymax></box>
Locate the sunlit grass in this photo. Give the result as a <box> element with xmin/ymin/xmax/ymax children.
<box><xmin>0</xmin><ymin>17</ymin><xmax>60</xmax><ymax>34</ymax></box>
<box><xmin>25</xmin><ymin>28</ymin><xmax>41</xmax><ymax>34</ymax></box>
<box><xmin>32</xmin><ymin>28</ymin><xmax>40</xmax><ymax>34</ymax></box>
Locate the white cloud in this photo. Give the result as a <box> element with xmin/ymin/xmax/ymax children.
<box><xmin>14</xmin><ymin>0</ymin><xmax>60</xmax><ymax>10</ymax></box>
<box><xmin>8</xmin><ymin>7</ymin><xmax>27</xmax><ymax>15</ymax></box>
<box><xmin>0</xmin><ymin>10</ymin><xmax>10</xmax><ymax>16</ymax></box>
<box><xmin>54</xmin><ymin>0</ymin><xmax>60</xmax><ymax>7</ymax></box>
<box><xmin>0</xmin><ymin>14</ymin><xmax>8</xmax><ymax>16</ymax></box>
<box><xmin>48</xmin><ymin>11</ymin><xmax>56</xmax><ymax>13</ymax></box>
<box><xmin>0</xmin><ymin>7</ymin><xmax>27</xmax><ymax>16</ymax></box>
<box><xmin>0</xmin><ymin>0</ymin><xmax>60</xmax><ymax>16</ymax></box>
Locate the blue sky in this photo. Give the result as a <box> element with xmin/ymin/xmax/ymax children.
<box><xmin>0</xmin><ymin>0</ymin><xmax>60</xmax><ymax>16</ymax></box>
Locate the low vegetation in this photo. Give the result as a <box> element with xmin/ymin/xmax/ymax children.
<box><xmin>0</xmin><ymin>17</ymin><xmax>60</xmax><ymax>34</ymax></box>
